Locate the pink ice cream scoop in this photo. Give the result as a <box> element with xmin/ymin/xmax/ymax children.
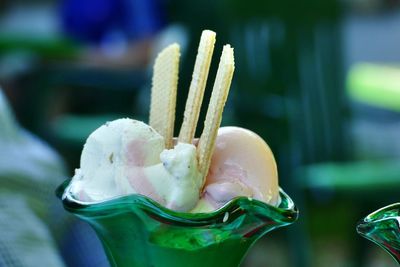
<box><xmin>193</xmin><ymin>126</ymin><xmax>280</xmax><ymax>212</ymax></box>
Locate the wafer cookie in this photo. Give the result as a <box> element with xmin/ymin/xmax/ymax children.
<box><xmin>149</xmin><ymin>43</ymin><xmax>180</xmax><ymax>149</ymax></box>
<box><xmin>197</xmin><ymin>45</ymin><xmax>235</xmax><ymax>180</ymax></box>
<box><xmin>178</xmin><ymin>30</ymin><xmax>216</xmax><ymax>144</ymax></box>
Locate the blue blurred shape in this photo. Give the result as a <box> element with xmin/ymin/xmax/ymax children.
<box><xmin>60</xmin><ymin>0</ymin><xmax>165</xmax><ymax>44</ymax></box>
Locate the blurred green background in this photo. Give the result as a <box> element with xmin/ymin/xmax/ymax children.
<box><xmin>1</xmin><ymin>0</ymin><xmax>400</xmax><ymax>266</ymax></box>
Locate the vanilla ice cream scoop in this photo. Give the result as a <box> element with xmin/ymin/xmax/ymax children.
<box><xmin>67</xmin><ymin>118</ymin><xmax>202</xmax><ymax>212</ymax></box>
<box><xmin>192</xmin><ymin>127</ymin><xmax>280</xmax><ymax>212</ymax></box>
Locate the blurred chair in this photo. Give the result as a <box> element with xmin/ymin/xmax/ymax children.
<box><xmin>296</xmin><ymin>63</ymin><xmax>400</xmax><ymax>266</ymax></box>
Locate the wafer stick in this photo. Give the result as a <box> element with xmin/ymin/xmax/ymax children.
<box><xmin>149</xmin><ymin>43</ymin><xmax>180</xmax><ymax>149</ymax></box>
<box><xmin>178</xmin><ymin>30</ymin><xmax>216</xmax><ymax>144</ymax></box>
<box><xmin>197</xmin><ymin>45</ymin><xmax>235</xmax><ymax>181</ymax></box>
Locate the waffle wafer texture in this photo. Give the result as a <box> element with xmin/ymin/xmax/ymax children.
<box><xmin>149</xmin><ymin>43</ymin><xmax>180</xmax><ymax>149</ymax></box>
<box><xmin>197</xmin><ymin>45</ymin><xmax>235</xmax><ymax>180</ymax></box>
<box><xmin>178</xmin><ymin>30</ymin><xmax>216</xmax><ymax>144</ymax></box>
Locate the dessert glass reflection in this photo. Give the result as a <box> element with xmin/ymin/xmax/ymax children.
<box><xmin>357</xmin><ymin>203</ymin><xmax>400</xmax><ymax>264</ymax></box>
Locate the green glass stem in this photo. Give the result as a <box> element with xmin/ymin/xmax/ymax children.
<box><xmin>357</xmin><ymin>203</ymin><xmax>400</xmax><ymax>264</ymax></box>
<box><xmin>57</xmin><ymin>180</ymin><xmax>298</xmax><ymax>267</ymax></box>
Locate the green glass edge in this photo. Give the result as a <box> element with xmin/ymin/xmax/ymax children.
<box><xmin>357</xmin><ymin>203</ymin><xmax>400</xmax><ymax>264</ymax></box>
<box><xmin>57</xmin><ymin>179</ymin><xmax>298</xmax><ymax>226</ymax></box>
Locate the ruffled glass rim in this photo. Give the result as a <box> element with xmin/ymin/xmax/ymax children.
<box><xmin>57</xmin><ymin>179</ymin><xmax>298</xmax><ymax>227</ymax></box>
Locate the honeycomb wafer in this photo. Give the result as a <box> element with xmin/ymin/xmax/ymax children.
<box><xmin>149</xmin><ymin>43</ymin><xmax>180</xmax><ymax>148</ymax></box>
<box><xmin>178</xmin><ymin>30</ymin><xmax>216</xmax><ymax>144</ymax></box>
<box><xmin>197</xmin><ymin>45</ymin><xmax>235</xmax><ymax>180</ymax></box>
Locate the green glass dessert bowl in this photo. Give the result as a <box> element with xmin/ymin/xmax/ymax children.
<box><xmin>57</xmin><ymin>180</ymin><xmax>298</xmax><ymax>267</ymax></box>
<box><xmin>357</xmin><ymin>203</ymin><xmax>400</xmax><ymax>264</ymax></box>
